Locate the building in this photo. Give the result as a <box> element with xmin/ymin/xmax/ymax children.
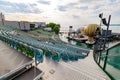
<box><xmin>69</xmin><ymin>26</ymin><xmax>73</xmax><ymax>33</ymax></box>
<box><xmin>39</xmin><ymin>22</ymin><xmax>46</xmax><ymax>28</ymax></box>
<box><xmin>43</xmin><ymin>27</ymin><xmax>52</xmax><ymax>32</ymax></box>
<box><xmin>0</xmin><ymin>13</ymin><xmax>5</xmax><ymax>26</ymax></box>
<box><xmin>0</xmin><ymin>13</ymin><xmax>46</xmax><ymax>31</ymax></box>
<box><xmin>5</xmin><ymin>21</ymin><xmax>20</xmax><ymax>29</ymax></box>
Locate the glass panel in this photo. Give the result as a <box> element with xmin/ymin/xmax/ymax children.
<box><xmin>100</xmin><ymin>51</ymin><xmax>106</xmax><ymax>68</ymax></box>
<box><xmin>105</xmin><ymin>55</ymin><xmax>120</xmax><ymax>80</ymax></box>
<box><xmin>108</xmin><ymin>45</ymin><xmax>120</xmax><ymax>56</ymax></box>
<box><xmin>105</xmin><ymin>45</ymin><xmax>120</xmax><ymax>80</ymax></box>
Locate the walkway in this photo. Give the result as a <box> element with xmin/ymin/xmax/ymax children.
<box><xmin>0</xmin><ymin>19</ymin><xmax>118</xmax><ymax>80</ymax></box>
<box><xmin>38</xmin><ymin>50</ymin><xmax>111</xmax><ymax>80</ymax></box>
<box><xmin>0</xmin><ymin>37</ymin><xmax>111</xmax><ymax>80</ymax></box>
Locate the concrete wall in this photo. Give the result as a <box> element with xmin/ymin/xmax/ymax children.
<box><xmin>4</xmin><ymin>21</ymin><xmax>30</xmax><ymax>30</ymax></box>
<box><xmin>5</xmin><ymin>21</ymin><xmax>19</xmax><ymax>28</ymax></box>
<box><xmin>0</xmin><ymin>13</ymin><xmax>5</xmax><ymax>26</ymax></box>
<box><xmin>19</xmin><ymin>21</ymin><xmax>30</xmax><ymax>30</ymax></box>
<box><xmin>0</xmin><ymin>21</ymin><xmax>2</xmax><ymax>26</ymax></box>
<box><xmin>0</xmin><ymin>13</ymin><xmax>46</xmax><ymax>31</ymax></box>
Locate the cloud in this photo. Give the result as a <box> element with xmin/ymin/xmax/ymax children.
<box><xmin>29</xmin><ymin>3</ymin><xmax>37</xmax><ymax>6</ymax></box>
<box><xmin>79</xmin><ymin>6</ymin><xmax>88</xmax><ymax>10</ymax></box>
<box><xmin>37</xmin><ymin>0</ymin><xmax>51</xmax><ymax>5</ymax></box>
<box><xmin>0</xmin><ymin>0</ymin><xmax>12</xmax><ymax>6</ymax></box>
<box><xmin>79</xmin><ymin>0</ymin><xmax>89</xmax><ymax>3</ymax></box>
<box><xmin>79</xmin><ymin>0</ymin><xmax>104</xmax><ymax>3</ymax></box>
<box><xmin>72</xmin><ymin>15</ymin><xmax>80</xmax><ymax>19</ymax></box>
<box><xmin>0</xmin><ymin>0</ymin><xmax>119</xmax><ymax>27</ymax></box>
<box><xmin>67</xmin><ymin>2</ymin><xmax>78</xmax><ymax>7</ymax></box>
<box><xmin>57</xmin><ymin>2</ymin><xmax>78</xmax><ymax>12</ymax></box>
<box><xmin>5</xmin><ymin>13</ymin><xmax>45</xmax><ymax>22</ymax></box>
<box><xmin>58</xmin><ymin>6</ymin><xmax>68</xmax><ymax>12</ymax></box>
<box><xmin>0</xmin><ymin>0</ymin><xmax>43</xmax><ymax>14</ymax></box>
<box><xmin>58</xmin><ymin>2</ymin><xmax>79</xmax><ymax>11</ymax></box>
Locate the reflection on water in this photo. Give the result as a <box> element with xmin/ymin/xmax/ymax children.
<box><xmin>59</xmin><ymin>33</ymin><xmax>93</xmax><ymax>49</ymax></box>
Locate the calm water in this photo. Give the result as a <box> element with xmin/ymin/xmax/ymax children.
<box><xmin>60</xmin><ymin>25</ymin><xmax>120</xmax><ymax>80</ymax></box>
<box><xmin>59</xmin><ymin>33</ymin><xmax>93</xmax><ymax>49</ymax></box>
<box><xmin>60</xmin><ymin>25</ymin><xmax>120</xmax><ymax>49</ymax></box>
<box><xmin>60</xmin><ymin>25</ymin><xmax>120</xmax><ymax>33</ymax></box>
<box><xmin>101</xmin><ymin>26</ymin><xmax>120</xmax><ymax>33</ymax></box>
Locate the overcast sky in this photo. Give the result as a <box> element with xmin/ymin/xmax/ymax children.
<box><xmin>0</xmin><ymin>0</ymin><xmax>120</xmax><ymax>27</ymax></box>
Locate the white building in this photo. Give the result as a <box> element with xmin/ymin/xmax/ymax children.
<box><xmin>43</xmin><ymin>27</ymin><xmax>52</xmax><ymax>32</ymax></box>
<box><xmin>35</xmin><ymin>22</ymin><xmax>46</xmax><ymax>28</ymax></box>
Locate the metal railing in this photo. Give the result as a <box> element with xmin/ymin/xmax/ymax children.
<box><xmin>94</xmin><ymin>42</ymin><xmax>120</xmax><ymax>80</ymax></box>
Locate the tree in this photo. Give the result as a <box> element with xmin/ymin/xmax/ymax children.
<box><xmin>53</xmin><ymin>26</ymin><xmax>60</xmax><ymax>34</ymax></box>
<box><xmin>46</xmin><ymin>22</ymin><xmax>60</xmax><ymax>34</ymax></box>
<box><xmin>46</xmin><ymin>22</ymin><xmax>56</xmax><ymax>31</ymax></box>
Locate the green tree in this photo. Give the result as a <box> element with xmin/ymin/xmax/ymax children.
<box><xmin>53</xmin><ymin>26</ymin><xmax>60</xmax><ymax>34</ymax></box>
<box><xmin>46</xmin><ymin>22</ymin><xmax>60</xmax><ymax>34</ymax></box>
<box><xmin>46</xmin><ymin>22</ymin><xmax>56</xmax><ymax>31</ymax></box>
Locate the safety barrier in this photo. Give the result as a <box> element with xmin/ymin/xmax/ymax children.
<box><xmin>94</xmin><ymin>42</ymin><xmax>120</xmax><ymax>80</ymax></box>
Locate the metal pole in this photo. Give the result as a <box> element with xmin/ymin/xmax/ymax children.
<box><xmin>98</xmin><ymin>13</ymin><xmax>103</xmax><ymax>64</ymax></box>
<box><xmin>103</xmin><ymin>15</ymin><xmax>111</xmax><ymax>49</ymax></box>
<box><xmin>103</xmin><ymin>15</ymin><xmax>111</xmax><ymax>70</ymax></box>
<box><xmin>34</xmin><ymin>53</ymin><xmax>37</xmax><ymax>78</ymax></box>
<box><xmin>35</xmin><ymin>53</ymin><xmax>37</xmax><ymax>66</ymax></box>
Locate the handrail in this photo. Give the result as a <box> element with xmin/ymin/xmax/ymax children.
<box><xmin>107</xmin><ymin>42</ymin><xmax>120</xmax><ymax>50</ymax></box>
<box><xmin>34</xmin><ymin>68</ymin><xmax>44</xmax><ymax>80</ymax></box>
<box><xmin>100</xmin><ymin>53</ymin><xmax>120</xmax><ymax>57</ymax></box>
<box><xmin>94</xmin><ymin>41</ymin><xmax>120</xmax><ymax>80</ymax></box>
<box><xmin>0</xmin><ymin>60</ymin><xmax>34</xmax><ymax>80</ymax></box>
<box><xmin>102</xmin><ymin>42</ymin><xmax>120</xmax><ymax>52</ymax></box>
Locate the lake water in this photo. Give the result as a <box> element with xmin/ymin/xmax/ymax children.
<box><xmin>101</xmin><ymin>26</ymin><xmax>120</xmax><ymax>33</ymax></box>
<box><xmin>59</xmin><ymin>32</ymin><xmax>93</xmax><ymax>49</ymax></box>
<box><xmin>60</xmin><ymin>25</ymin><xmax>120</xmax><ymax>33</ymax></box>
<box><xmin>60</xmin><ymin>25</ymin><xmax>120</xmax><ymax>49</ymax></box>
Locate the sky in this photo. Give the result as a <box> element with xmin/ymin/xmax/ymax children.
<box><xmin>0</xmin><ymin>0</ymin><xmax>120</xmax><ymax>27</ymax></box>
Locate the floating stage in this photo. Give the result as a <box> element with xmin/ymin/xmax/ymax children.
<box><xmin>67</xmin><ymin>36</ymin><xmax>88</xmax><ymax>43</ymax></box>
